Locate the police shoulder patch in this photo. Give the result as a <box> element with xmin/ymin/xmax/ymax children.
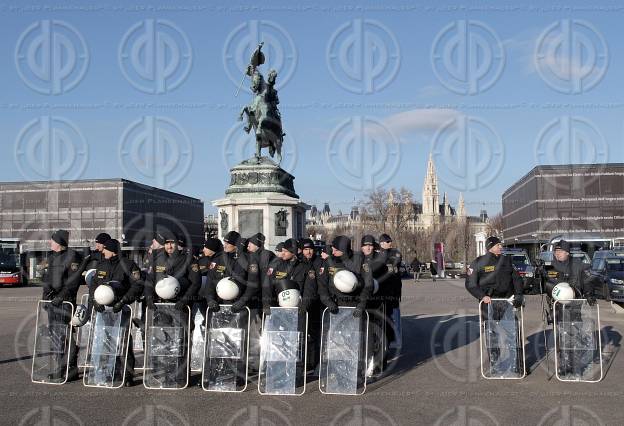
<box><xmin>132</xmin><ymin>270</ymin><xmax>141</xmax><ymax>280</ymax></box>
<box><xmin>319</xmin><ymin>267</ymin><xmax>325</xmax><ymax>275</ymax></box>
<box><xmin>308</xmin><ymin>270</ymin><xmax>315</xmax><ymax>279</ymax></box>
<box><xmin>363</xmin><ymin>263</ymin><xmax>370</xmax><ymax>273</ymax></box>
<box><xmin>484</xmin><ymin>265</ymin><xmax>496</xmax><ymax>273</ymax></box>
<box><xmin>70</xmin><ymin>262</ymin><xmax>79</xmax><ymax>272</ymax></box>
<box><xmin>267</xmin><ymin>267</ymin><xmax>274</xmax><ymax>276</ymax></box>
<box><xmin>209</xmin><ymin>262</ymin><xmax>216</xmax><ymax>270</ymax></box>
<box><xmin>250</xmin><ymin>264</ymin><xmax>259</xmax><ymax>273</ymax></box>
<box><xmin>191</xmin><ymin>263</ymin><xmax>199</xmax><ymax>272</ymax></box>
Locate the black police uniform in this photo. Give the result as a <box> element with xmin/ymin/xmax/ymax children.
<box><xmin>466</xmin><ymin>251</ymin><xmax>524</xmax><ymax>302</ymax></box>
<box><xmin>203</xmin><ymin>250</ymin><xmax>250</xmax><ymax>312</ymax></box>
<box><xmin>247</xmin><ymin>247</ymin><xmax>275</xmax><ymax>310</ymax></box>
<box><xmin>90</xmin><ymin>255</ymin><xmax>144</xmax><ymax>375</ymax></box>
<box><xmin>144</xmin><ymin>249</ymin><xmax>201</xmax><ymax>310</ymax></box>
<box><xmin>263</xmin><ymin>256</ymin><xmax>315</xmax><ymax>311</ymax></box>
<box><xmin>41</xmin><ymin>247</ymin><xmax>84</xmax><ymax>380</ymax></box>
<box><xmin>318</xmin><ymin>252</ymin><xmax>372</xmax><ymax>316</ymax></box>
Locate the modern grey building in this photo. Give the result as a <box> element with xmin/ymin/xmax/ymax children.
<box><xmin>0</xmin><ymin>179</ymin><xmax>204</xmax><ymax>277</ymax></box>
<box><xmin>502</xmin><ymin>164</ymin><xmax>624</xmax><ymax>253</ymax></box>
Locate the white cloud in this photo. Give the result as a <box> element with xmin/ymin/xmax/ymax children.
<box><xmin>368</xmin><ymin>108</ymin><xmax>460</xmax><ymax>142</ymax></box>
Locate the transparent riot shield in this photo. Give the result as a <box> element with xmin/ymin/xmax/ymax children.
<box><xmin>553</xmin><ymin>300</ymin><xmax>603</xmax><ymax>382</ymax></box>
<box><xmin>319</xmin><ymin>306</ymin><xmax>369</xmax><ymax>395</ymax></box>
<box><xmin>367</xmin><ymin>304</ymin><xmax>386</xmax><ymax>378</ymax></box>
<box><xmin>130</xmin><ymin>300</ymin><xmax>145</xmax><ymax>371</ymax></box>
<box><xmin>76</xmin><ymin>294</ymin><xmax>91</xmax><ymax>368</ymax></box>
<box><xmin>83</xmin><ymin>306</ymin><xmax>132</xmax><ymax>388</ymax></box>
<box><xmin>479</xmin><ymin>299</ymin><xmax>526</xmax><ymax>379</ymax></box>
<box><xmin>190</xmin><ymin>304</ymin><xmax>206</xmax><ymax>372</ymax></box>
<box><xmin>202</xmin><ymin>305</ymin><xmax>250</xmax><ymax>392</ymax></box>
<box><xmin>258</xmin><ymin>307</ymin><xmax>308</xmax><ymax>396</ymax></box>
<box><xmin>143</xmin><ymin>303</ymin><xmax>191</xmax><ymax>390</ymax></box>
<box><xmin>32</xmin><ymin>301</ymin><xmax>74</xmax><ymax>384</ymax></box>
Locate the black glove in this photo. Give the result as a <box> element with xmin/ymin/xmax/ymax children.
<box><xmin>230</xmin><ymin>301</ymin><xmax>245</xmax><ymax>313</ymax></box>
<box><xmin>262</xmin><ymin>306</ymin><xmax>272</xmax><ymax>316</ymax></box>
<box><xmin>586</xmin><ymin>295</ymin><xmax>597</xmax><ymax>306</ymax></box>
<box><xmin>174</xmin><ymin>300</ymin><xmax>187</xmax><ymax>312</ymax></box>
<box><xmin>512</xmin><ymin>295</ymin><xmax>524</xmax><ymax>309</ymax></box>
<box><xmin>93</xmin><ymin>302</ymin><xmax>105</xmax><ymax>313</ymax></box>
<box><xmin>112</xmin><ymin>301</ymin><xmax>124</xmax><ymax>313</ymax></box>
<box><xmin>144</xmin><ymin>297</ymin><xmax>156</xmax><ymax>311</ymax></box>
<box><xmin>352</xmin><ymin>307</ymin><xmax>364</xmax><ymax>318</ymax></box>
<box><xmin>298</xmin><ymin>302</ymin><xmax>309</xmax><ymax>316</ymax></box>
<box><xmin>327</xmin><ymin>303</ymin><xmax>339</xmax><ymax>315</ymax></box>
<box><xmin>207</xmin><ymin>300</ymin><xmax>220</xmax><ymax>312</ymax></box>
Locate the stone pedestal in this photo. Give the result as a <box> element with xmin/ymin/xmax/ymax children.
<box><xmin>213</xmin><ymin>157</ymin><xmax>308</xmax><ymax>251</ymax></box>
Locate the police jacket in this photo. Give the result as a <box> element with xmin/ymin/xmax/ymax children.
<box><xmin>544</xmin><ymin>258</ymin><xmax>594</xmax><ymax>298</ymax></box>
<box><xmin>357</xmin><ymin>251</ymin><xmax>388</xmax><ymax>307</ymax></box>
<box><xmin>263</xmin><ymin>256</ymin><xmax>315</xmax><ymax>309</ymax></box>
<box><xmin>41</xmin><ymin>248</ymin><xmax>83</xmax><ymax>303</ymax></box>
<box><xmin>317</xmin><ymin>252</ymin><xmax>372</xmax><ymax>310</ymax></box>
<box><xmin>145</xmin><ymin>249</ymin><xmax>201</xmax><ymax>304</ymax></box>
<box><xmin>379</xmin><ymin>248</ymin><xmax>403</xmax><ymax>303</ymax></box>
<box><xmin>90</xmin><ymin>255</ymin><xmax>144</xmax><ymax>306</ymax></box>
<box><xmin>466</xmin><ymin>252</ymin><xmax>523</xmax><ymax>300</ymax></box>
<box><xmin>203</xmin><ymin>250</ymin><xmax>250</xmax><ymax>305</ymax></box>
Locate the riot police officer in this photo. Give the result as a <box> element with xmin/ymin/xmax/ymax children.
<box><xmin>246</xmin><ymin>233</ymin><xmax>275</xmax><ymax>308</ymax></box>
<box><xmin>203</xmin><ymin>231</ymin><xmax>250</xmax><ymax>313</ymax></box>
<box><xmin>82</xmin><ymin>232</ymin><xmax>111</xmax><ymax>271</ymax></box>
<box><xmin>90</xmin><ymin>239</ymin><xmax>144</xmax><ymax>385</ymax></box>
<box><xmin>318</xmin><ymin>235</ymin><xmax>372</xmax><ymax>318</ymax></box>
<box><xmin>299</xmin><ymin>238</ymin><xmax>322</xmax><ymax>371</ymax></box>
<box><xmin>41</xmin><ymin>229</ymin><xmax>84</xmax><ymax>381</ymax></box>
<box><xmin>263</xmin><ymin>238</ymin><xmax>314</xmax><ymax>314</ymax></box>
<box><xmin>465</xmin><ymin>236</ymin><xmax>524</xmax><ymax>306</ymax></box>
<box><xmin>143</xmin><ymin>231</ymin><xmax>201</xmax><ymax>311</ymax></box>
<box><xmin>378</xmin><ymin>233</ymin><xmax>402</xmax><ymax>348</ymax></box>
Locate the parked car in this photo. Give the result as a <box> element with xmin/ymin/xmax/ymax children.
<box><xmin>589</xmin><ymin>256</ymin><xmax>624</xmax><ymax>302</ymax></box>
<box><xmin>503</xmin><ymin>248</ymin><xmax>537</xmax><ymax>294</ymax></box>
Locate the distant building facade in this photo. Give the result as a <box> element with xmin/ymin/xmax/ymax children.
<box><xmin>502</xmin><ymin>163</ymin><xmax>624</xmax><ymax>251</ymax></box>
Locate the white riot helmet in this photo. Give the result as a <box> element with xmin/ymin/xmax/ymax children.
<box><xmin>94</xmin><ymin>284</ymin><xmax>115</xmax><ymax>306</ymax></box>
<box><xmin>333</xmin><ymin>270</ymin><xmax>359</xmax><ymax>293</ymax></box>
<box><xmin>155</xmin><ymin>276</ymin><xmax>181</xmax><ymax>300</ymax></box>
<box><xmin>216</xmin><ymin>277</ymin><xmax>240</xmax><ymax>301</ymax></box>
<box><xmin>84</xmin><ymin>269</ymin><xmax>97</xmax><ymax>286</ymax></box>
<box><xmin>71</xmin><ymin>304</ymin><xmax>88</xmax><ymax>327</ymax></box>
<box><xmin>552</xmin><ymin>282</ymin><xmax>575</xmax><ymax>301</ymax></box>
<box><xmin>276</xmin><ymin>280</ymin><xmax>301</xmax><ymax>308</ymax></box>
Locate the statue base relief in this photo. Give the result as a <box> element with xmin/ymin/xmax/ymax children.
<box><xmin>213</xmin><ymin>157</ymin><xmax>308</xmax><ymax>250</ymax></box>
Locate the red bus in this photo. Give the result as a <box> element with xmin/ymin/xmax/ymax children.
<box><xmin>0</xmin><ymin>238</ymin><xmax>25</xmax><ymax>286</ymax></box>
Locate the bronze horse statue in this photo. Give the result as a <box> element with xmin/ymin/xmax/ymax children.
<box><xmin>238</xmin><ymin>43</ymin><xmax>285</xmax><ymax>164</ymax></box>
